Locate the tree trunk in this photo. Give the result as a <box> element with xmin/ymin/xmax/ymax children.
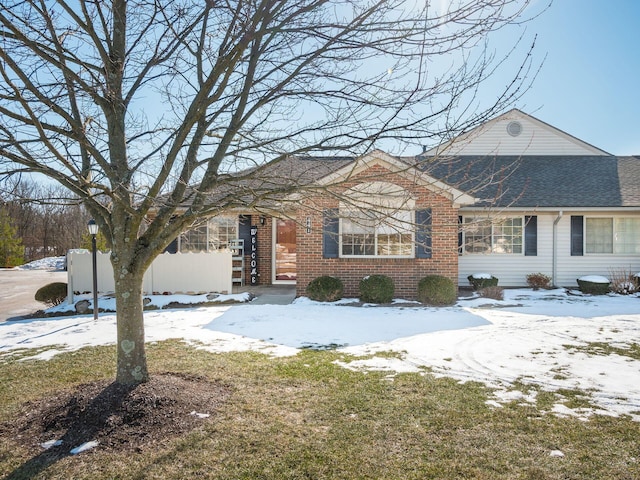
<box><xmin>113</xmin><ymin>263</ymin><xmax>149</xmax><ymax>385</ymax></box>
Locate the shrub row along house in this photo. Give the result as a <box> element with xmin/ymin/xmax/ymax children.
<box><xmin>166</xmin><ymin>109</ymin><xmax>640</xmax><ymax>299</ymax></box>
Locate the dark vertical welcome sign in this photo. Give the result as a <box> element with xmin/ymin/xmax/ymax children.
<box><xmin>250</xmin><ymin>225</ymin><xmax>258</xmax><ymax>285</ymax></box>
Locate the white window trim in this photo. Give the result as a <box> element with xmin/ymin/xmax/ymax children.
<box><xmin>178</xmin><ymin>216</ymin><xmax>239</xmax><ymax>253</ymax></box>
<box><xmin>338</xmin><ymin>211</ymin><xmax>415</xmax><ymax>259</ymax></box>
<box><xmin>337</xmin><ymin>181</ymin><xmax>416</xmax><ymax>259</ymax></box>
<box><xmin>462</xmin><ymin>216</ymin><xmax>524</xmax><ymax>255</ymax></box>
<box><xmin>584</xmin><ymin>216</ymin><xmax>640</xmax><ymax>255</ymax></box>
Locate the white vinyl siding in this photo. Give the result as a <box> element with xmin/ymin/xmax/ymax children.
<box><xmin>459</xmin><ymin>213</ymin><xmax>551</xmax><ymax>287</ymax></box>
<box><xmin>557</xmin><ymin>214</ymin><xmax>640</xmax><ymax>286</ymax></box>
<box><xmin>459</xmin><ymin>212</ymin><xmax>640</xmax><ymax>288</ymax></box>
<box><xmin>427</xmin><ymin>112</ymin><xmax>608</xmax><ymax>157</ymax></box>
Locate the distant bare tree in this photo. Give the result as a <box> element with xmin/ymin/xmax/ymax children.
<box><xmin>1</xmin><ymin>178</ymin><xmax>89</xmax><ymax>260</ymax></box>
<box><xmin>0</xmin><ymin>0</ymin><xmax>540</xmax><ymax>384</ymax></box>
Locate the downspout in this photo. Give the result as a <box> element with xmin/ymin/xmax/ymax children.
<box><xmin>552</xmin><ymin>210</ymin><xmax>563</xmax><ymax>287</ymax></box>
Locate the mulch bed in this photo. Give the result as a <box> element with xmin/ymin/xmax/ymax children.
<box><xmin>1</xmin><ymin>373</ymin><xmax>231</xmax><ymax>457</ymax></box>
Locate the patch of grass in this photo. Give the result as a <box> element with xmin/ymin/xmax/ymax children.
<box><xmin>1</xmin><ymin>342</ymin><xmax>639</xmax><ymax>479</ymax></box>
<box><xmin>555</xmin><ymin>388</ymin><xmax>598</xmax><ymax>410</ymax></box>
<box><xmin>565</xmin><ymin>342</ymin><xmax>640</xmax><ymax>360</ymax></box>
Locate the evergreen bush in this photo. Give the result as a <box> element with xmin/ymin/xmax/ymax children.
<box><xmin>306</xmin><ymin>276</ymin><xmax>344</xmax><ymax>302</ymax></box>
<box><xmin>577</xmin><ymin>277</ymin><xmax>610</xmax><ymax>295</ymax></box>
<box><xmin>467</xmin><ymin>273</ymin><xmax>498</xmax><ymax>291</ymax></box>
<box><xmin>35</xmin><ymin>282</ymin><xmax>68</xmax><ymax>307</ymax></box>
<box><xmin>417</xmin><ymin>275</ymin><xmax>457</xmax><ymax>306</ymax></box>
<box><xmin>359</xmin><ymin>275</ymin><xmax>394</xmax><ymax>304</ymax></box>
<box><xmin>0</xmin><ymin>209</ymin><xmax>24</xmax><ymax>267</ymax></box>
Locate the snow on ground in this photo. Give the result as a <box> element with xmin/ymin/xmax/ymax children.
<box><xmin>1</xmin><ymin>286</ymin><xmax>639</xmax><ymax>422</ymax></box>
<box><xmin>14</xmin><ymin>256</ymin><xmax>65</xmax><ymax>271</ymax></box>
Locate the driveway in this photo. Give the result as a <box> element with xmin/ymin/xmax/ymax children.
<box><xmin>0</xmin><ymin>269</ymin><xmax>67</xmax><ymax>321</ymax></box>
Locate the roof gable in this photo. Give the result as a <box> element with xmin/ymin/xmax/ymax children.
<box><xmin>315</xmin><ymin>149</ymin><xmax>476</xmax><ymax>206</ymax></box>
<box><xmin>424</xmin><ymin>109</ymin><xmax>610</xmax><ymax>157</ymax></box>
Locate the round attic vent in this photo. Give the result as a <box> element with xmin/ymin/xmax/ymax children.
<box><xmin>507</xmin><ymin>121</ymin><xmax>522</xmax><ymax>137</ymax></box>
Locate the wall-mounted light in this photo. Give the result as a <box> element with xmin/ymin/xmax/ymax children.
<box><xmin>259</xmin><ymin>216</ymin><xmax>265</xmax><ymax>226</ymax></box>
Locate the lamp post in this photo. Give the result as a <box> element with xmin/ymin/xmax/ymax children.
<box><xmin>87</xmin><ymin>219</ymin><xmax>99</xmax><ymax>321</ymax></box>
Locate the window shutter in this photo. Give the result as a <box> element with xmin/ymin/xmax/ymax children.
<box><xmin>524</xmin><ymin>215</ymin><xmax>537</xmax><ymax>256</ymax></box>
<box><xmin>415</xmin><ymin>208</ymin><xmax>432</xmax><ymax>259</ymax></box>
<box><xmin>458</xmin><ymin>215</ymin><xmax>463</xmax><ymax>255</ymax></box>
<box><xmin>164</xmin><ymin>238</ymin><xmax>178</xmax><ymax>254</ymax></box>
<box><xmin>238</xmin><ymin>215</ymin><xmax>252</xmax><ymax>254</ymax></box>
<box><xmin>323</xmin><ymin>209</ymin><xmax>339</xmax><ymax>258</ymax></box>
<box><xmin>571</xmin><ymin>215</ymin><xmax>584</xmax><ymax>256</ymax></box>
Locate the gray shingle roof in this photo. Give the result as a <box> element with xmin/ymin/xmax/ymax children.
<box><xmin>419</xmin><ymin>155</ymin><xmax>640</xmax><ymax>208</ymax></box>
<box><xmin>169</xmin><ymin>153</ymin><xmax>640</xmax><ymax>211</ymax></box>
<box><xmin>244</xmin><ymin>154</ymin><xmax>640</xmax><ymax>209</ymax></box>
<box><xmin>167</xmin><ymin>155</ymin><xmax>354</xmax><ymax>210</ymax></box>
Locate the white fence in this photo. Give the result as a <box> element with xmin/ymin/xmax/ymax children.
<box><xmin>66</xmin><ymin>250</ymin><xmax>233</xmax><ymax>303</ymax></box>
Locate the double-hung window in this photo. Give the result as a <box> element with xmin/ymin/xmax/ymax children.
<box><xmin>179</xmin><ymin>216</ymin><xmax>238</xmax><ymax>253</ymax></box>
<box><xmin>208</xmin><ymin>216</ymin><xmax>238</xmax><ymax>250</ymax></box>
<box><xmin>340</xmin><ymin>209</ymin><xmax>413</xmax><ymax>257</ymax></box>
<box><xmin>463</xmin><ymin>217</ymin><xmax>523</xmax><ymax>254</ymax></box>
<box><xmin>338</xmin><ymin>181</ymin><xmax>415</xmax><ymax>258</ymax></box>
<box><xmin>585</xmin><ymin>217</ymin><xmax>640</xmax><ymax>254</ymax></box>
<box><xmin>179</xmin><ymin>224</ymin><xmax>208</xmax><ymax>253</ymax></box>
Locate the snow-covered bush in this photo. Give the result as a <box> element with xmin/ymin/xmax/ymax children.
<box><xmin>417</xmin><ymin>275</ymin><xmax>457</xmax><ymax>306</ymax></box>
<box><xmin>306</xmin><ymin>276</ymin><xmax>344</xmax><ymax>302</ymax></box>
<box><xmin>577</xmin><ymin>276</ymin><xmax>610</xmax><ymax>295</ymax></box>
<box><xmin>526</xmin><ymin>273</ymin><xmax>552</xmax><ymax>290</ymax></box>
<box><xmin>467</xmin><ymin>273</ymin><xmax>498</xmax><ymax>291</ymax></box>
<box><xmin>359</xmin><ymin>275</ymin><xmax>394</xmax><ymax>304</ymax></box>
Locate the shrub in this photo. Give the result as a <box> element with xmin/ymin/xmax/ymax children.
<box><xmin>480</xmin><ymin>286</ymin><xmax>504</xmax><ymax>301</ymax></box>
<box><xmin>359</xmin><ymin>275</ymin><xmax>394</xmax><ymax>304</ymax></box>
<box><xmin>417</xmin><ymin>275</ymin><xmax>457</xmax><ymax>306</ymax></box>
<box><xmin>608</xmin><ymin>268</ymin><xmax>639</xmax><ymax>295</ymax></box>
<box><xmin>576</xmin><ymin>276</ymin><xmax>610</xmax><ymax>295</ymax></box>
<box><xmin>306</xmin><ymin>275</ymin><xmax>344</xmax><ymax>302</ymax></box>
<box><xmin>467</xmin><ymin>273</ymin><xmax>498</xmax><ymax>291</ymax></box>
<box><xmin>35</xmin><ymin>282</ymin><xmax>68</xmax><ymax>307</ymax></box>
<box><xmin>526</xmin><ymin>273</ymin><xmax>552</xmax><ymax>290</ymax></box>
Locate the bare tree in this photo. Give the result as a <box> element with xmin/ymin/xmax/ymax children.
<box><xmin>1</xmin><ymin>178</ymin><xmax>89</xmax><ymax>260</ymax></box>
<box><xmin>0</xmin><ymin>0</ymin><xmax>540</xmax><ymax>384</ymax></box>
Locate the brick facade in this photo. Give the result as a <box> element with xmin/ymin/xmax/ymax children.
<box><xmin>293</xmin><ymin>166</ymin><xmax>460</xmax><ymax>300</ymax></box>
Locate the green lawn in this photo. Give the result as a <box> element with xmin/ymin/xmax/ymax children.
<box><xmin>1</xmin><ymin>341</ymin><xmax>638</xmax><ymax>479</ymax></box>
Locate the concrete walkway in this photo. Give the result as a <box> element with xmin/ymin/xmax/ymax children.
<box><xmin>233</xmin><ymin>285</ymin><xmax>296</xmax><ymax>305</ymax></box>
<box><xmin>0</xmin><ymin>269</ymin><xmax>67</xmax><ymax>321</ymax></box>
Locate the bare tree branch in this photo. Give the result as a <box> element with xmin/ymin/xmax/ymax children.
<box><xmin>0</xmin><ymin>0</ymin><xmax>543</xmax><ymax>384</ymax></box>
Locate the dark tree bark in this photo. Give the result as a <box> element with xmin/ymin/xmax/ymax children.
<box><xmin>0</xmin><ymin>0</ymin><xmax>541</xmax><ymax>384</ymax></box>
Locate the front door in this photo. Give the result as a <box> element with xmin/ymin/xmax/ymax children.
<box><xmin>274</xmin><ymin>219</ymin><xmax>296</xmax><ymax>283</ymax></box>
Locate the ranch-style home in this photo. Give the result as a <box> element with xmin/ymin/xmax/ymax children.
<box><xmin>168</xmin><ymin>109</ymin><xmax>640</xmax><ymax>299</ymax></box>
